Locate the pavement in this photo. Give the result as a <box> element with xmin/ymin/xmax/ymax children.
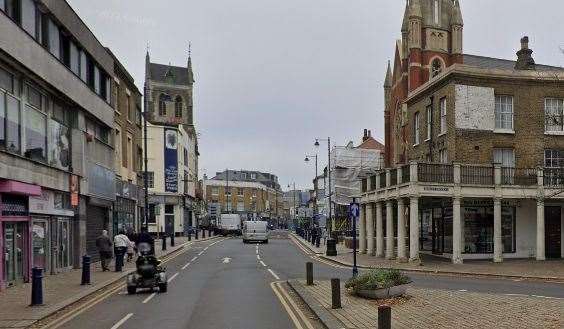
<box><xmin>3</xmin><ymin>230</ymin><xmax>563</xmax><ymax>329</ymax></box>
<box><xmin>290</xmin><ymin>279</ymin><xmax>564</xmax><ymax>329</ymax></box>
<box><xmin>292</xmin><ymin>233</ymin><xmax>564</xmax><ymax>281</ymax></box>
<box><xmin>0</xmin><ymin>234</ymin><xmax>218</xmax><ymax>329</ymax></box>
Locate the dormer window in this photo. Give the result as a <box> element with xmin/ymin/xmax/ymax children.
<box><xmin>431</xmin><ymin>58</ymin><xmax>443</xmax><ymax>78</ymax></box>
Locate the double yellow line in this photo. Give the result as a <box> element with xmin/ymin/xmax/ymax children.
<box><xmin>42</xmin><ymin>237</ymin><xmax>224</xmax><ymax>329</ymax></box>
<box><xmin>270</xmin><ymin>281</ymin><xmax>314</xmax><ymax>329</ymax></box>
<box><xmin>289</xmin><ymin>234</ymin><xmax>348</xmax><ymax>269</ymax></box>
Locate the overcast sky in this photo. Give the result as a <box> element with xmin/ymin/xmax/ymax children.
<box><xmin>68</xmin><ymin>0</ymin><xmax>564</xmax><ymax>190</ymax></box>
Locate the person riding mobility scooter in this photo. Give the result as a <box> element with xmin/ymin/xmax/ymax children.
<box><xmin>127</xmin><ymin>242</ymin><xmax>168</xmax><ymax>294</ymax></box>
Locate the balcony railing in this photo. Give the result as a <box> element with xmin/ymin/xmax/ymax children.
<box><xmin>461</xmin><ymin>165</ymin><xmax>494</xmax><ymax>185</ymax></box>
<box><xmin>418</xmin><ymin>163</ymin><xmax>454</xmax><ymax>183</ymax></box>
<box><xmin>502</xmin><ymin>167</ymin><xmax>537</xmax><ymax>186</ymax></box>
<box><xmin>390</xmin><ymin>168</ymin><xmax>398</xmax><ymax>186</ymax></box>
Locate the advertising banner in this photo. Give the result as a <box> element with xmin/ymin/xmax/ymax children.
<box><xmin>164</xmin><ymin>129</ymin><xmax>179</xmax><ymax>193</ymax></box>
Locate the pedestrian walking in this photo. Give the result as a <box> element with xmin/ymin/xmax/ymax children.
<box><xmin>126</xmin><ymin>239</ymin><xmax>135</xmax><ymax>262</ymax></box>
<box><xmin>113</xmin><ymin>230</ymin><xmax>130</xmax><ymax>272</ymax></box>
<box><xmin>96</xmin><ymin>230</ymin><xmax>112</xmax><ymax>272</ymax></box>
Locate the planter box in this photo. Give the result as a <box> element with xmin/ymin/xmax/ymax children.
<box><xmin>355</xmin><ymin>283</ymin><xmax>411</xmax><ymax>300</ymax></box>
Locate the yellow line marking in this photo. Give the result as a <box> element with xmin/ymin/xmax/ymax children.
<box><xmin>276</xmin><ymin>282</ymin><xmax>315</xmax><ymax>329</ymax></box>
<box><xmin>270</xmin><ymin>282</ymin><xmax>304</xmax><ymax>329</ymax></box>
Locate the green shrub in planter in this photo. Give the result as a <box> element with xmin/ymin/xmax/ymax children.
<box><xmin>345</xmin><ymin>269</ymin><xmax>411</xmax><ymax>293</ymax></box>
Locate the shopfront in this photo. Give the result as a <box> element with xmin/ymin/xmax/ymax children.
<box><xmin>0</xmin><ymin>180</ymin><xmax>42</xmax><ymax>289</ymax></box>
<box><xmin>420</xmin><ymin>198</ymin><xmax>516</xmax><ymax>258</ymax></box>
<box><xmin>113</xmin><ymin>197</ymin><xmax>136</xmax><ymax>234</ymax></box>
<box><xmin>29</xmin><ymin>190</ymin><xmax>74</xmax><ymax>275</ymax></box>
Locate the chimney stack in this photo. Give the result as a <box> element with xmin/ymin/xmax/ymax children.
<box><xmin>515</xmin><ymin>36</ymin><xmax>535</xmax><ymax>70</ymax></box>
<box><xmin>363</xmin><ymin>129</ymin><xmax>368</xmax><ymax>142</ymax></box>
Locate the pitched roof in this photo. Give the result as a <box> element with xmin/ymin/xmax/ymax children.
<box><xmin>148</xmin><ymin>63</ymin><xmax>191</xmax><ymax>85</ymax></box>
<box><xmin>463</xmin><ymin>54</ymin><xmax>564</xmax><ymax>72</ymax></box>
<box><xmin>356</xmin><ymin>137</ymin><xmax>385</xmax><ymax>151</ymax></box>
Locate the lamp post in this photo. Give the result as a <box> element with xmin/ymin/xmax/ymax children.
<box><xmin>315</xmin><ymin>138</ymin><xmax>337</xmax><ymax>256</ymax></box>
<box><xmin>287</xmin><ymin>183</ymin><xmax>296</xmax><ymax>231</ymax></box>
<box><xmin>304</xmin><ymin>154</ymin><xmax>318</xmax><ymax>228</ymax></box>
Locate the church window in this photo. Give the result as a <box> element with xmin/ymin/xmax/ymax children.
<box><xmin>431</xmin><ymin>58</ymin><xmax>443</xmax><ymax>78</ymax></box>
<box><xmin>433</xmin><ymin>0</ymin><xmax>440</xmax><ymax>25</ymax></box>
<box><xmin>158</xmin><ymin>94</ymin><xmax>167</xmax><ymax>116</ymax></box>
<box><xmin>175</xmin><ymin>96</ymin><xmax>183</xmax><ymax>118</ymax></box>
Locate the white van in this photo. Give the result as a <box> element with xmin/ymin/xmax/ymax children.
<box><xmin>242</xmin><ymin>221</ymin><xmax>269</xmax><ymax>244</ymax></box>
<box><xmin>220</xmin><ymin>214</ymin><xmax>241</xmax><ymax>235</ymax></box>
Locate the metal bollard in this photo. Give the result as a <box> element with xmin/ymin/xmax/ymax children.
<box><xmin>306</xmin><ymin>262</ymin><xmax>313</xmax><ymax>286</ymax></box>
<box><xmin>195</xmin><ymin>229</ymin><xmax>199</xmax><ymax>239</ymax></box>
<box><xmin>378</xmin><ymin>305</ymin><xmax>391</xmax><ymax>329</ymax></box>
<box><xmin>171</xmin><ymin>234</ymin><xmax>175</xmax><ymax>247</ymax></box>
<box><xmin>162</xmin><ymin>235</ymin><xmax>167</xmax><ymax>251</ymax></box>
<box><xmin>188</xmin><ymin>232</ymin><xmax>192</xmax><ymax>241</ymax></box>
<box><xmin>30</xmin><ymin>267</ymin><xmax>43</xmax><ymax>306</ymax></box>
<box><xmin>202</xmin><ymin>229</ymin><xmax>206</xmax><ymax>238</ymax></box>
<box><xmin>316</xmin><ymin>235</ymin><xmax>320</xmax><ymax>248</ymax></box>
<box><xmin>81</xmin><ymin>255</ymin><xmax>91</xmax><ymax>285</ymax></box>
<box><xmin>331</xmin><ymin>278</ymin><xmax>341</xmax><ymax>309</ymax></box>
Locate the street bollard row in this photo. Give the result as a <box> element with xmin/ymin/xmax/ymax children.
<box><xmin>30</xmin><ymin>267</ymin><xmax>43</xmax><ymax>306</ymax></box>
<box><xmin>81</xmin><ymin>255</ymin><xmax>91</xmax><ymax>285</ymax></box>
<box><xmin>378</xmin><ymin>305</ymin><xmax>391</xmax><ymax>329</ymax></box>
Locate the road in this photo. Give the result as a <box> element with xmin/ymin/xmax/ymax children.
<box><xmin>50</xmin><ymin>230</ymin><xmax>564</xmax><ymax>329</ymax></box>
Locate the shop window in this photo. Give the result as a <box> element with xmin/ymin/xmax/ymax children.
<box><xmin>464</xmin><ymin>205</ymin><xmax>515</xmax><ymax>254</ymax></box>
<box><xmin>164</xmin><ymin>204</ymin><xmax>174</xmax><ymax>214</ymax></box>
<box><xmin>238</xmin><ymin>188</ymin><xmax>244</xmax><ymax>196</ymax></box>
<box><xmin>2</xmin><ymin>194</ymin><xmax>28</xmax><ymax>216</ymax></box>
<box><xmin>24</xmin><ymin>104</ymin><xmax>47</xmax><ymax>162</ymax></box>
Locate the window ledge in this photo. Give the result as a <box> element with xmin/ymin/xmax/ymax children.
<box><xmin>413</xmin><ymin>143</ymin><xmax>420</xmax><ymax>147</ymax></box>
<box><xmin>438</xmin><ymin>132</ymin><xmax>447</xmax><ymax>137</ymax></box>
<box><xmin>493</xmin><ymin>129</ymin><xmax>515</xmax><ymax>135</ymax></box>
<box><xmin>544</xmin><ymin>131</ymin><xmax>564</xmax><ymax>136</ymax></box>
<box><xmin>424</xmin><ymin>138</ymin><xmax>431</xmax><ymax>142</ymax></box>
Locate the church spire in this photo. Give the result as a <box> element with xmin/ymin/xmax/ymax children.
<box><xmin>451</xmin><ymin>0</ymin><xmax>463</xmax><ymax>26</ymax></box>
<box><xmin>187</xmin><ymin>43</ymin><xmax>195</xmax><ymax>84</ymax></box>
<box><xmin>409</xmin><ymin>0</ymin><xmax>422</xmax><ymax>19</ymax></box>
<box><xmin>401</xmin><ymin>0</ymin><xmax>409</xmax><ymax>32</ymax></box>
<box><xmin>384</xmin><ymin>61</ymin><xmax>392</xmax><ymax>88</ymax></box>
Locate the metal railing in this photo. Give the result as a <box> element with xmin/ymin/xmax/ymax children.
<box><xmin>390</xmin><ymin>168</ymin><xmax>398</xmax><ymax>186</ymax></box>
<box><xmin>417</xmin><ymin>163</ymin><xmax>454</xmax><ymax>183</ymax></box>
<box><xmin>502</xmin><ymin>167</ymin><xmax>537</xmax><ymax>186</ymax></box>
<box><xmin>400</xmin><ymin>165</ymin><xmax>410</xmax><ymax>184</ymax></box>
<box><xmin>461</xmin><ymin>165</ymin><xmax>494</xmax><ymax>185</ymax></box>
<box><xmin>544</xmin><ymin>168</ymin><xmax>564</xmax><ymax>187</ymax></box>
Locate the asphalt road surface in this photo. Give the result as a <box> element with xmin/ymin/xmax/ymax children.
<box><xmin>52</xmin><ymin>230</ymin><xmax>564</xmax><ymax>329</ymax></box>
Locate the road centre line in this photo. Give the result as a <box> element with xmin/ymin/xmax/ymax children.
<box><xmin>110</xmin><ymin>313</ymin><xmax>133</xmax><ymax>329</ymax></box>
<box><xmin>142</xmin><ymin>293</ymin><xmax>156</xmax><ymax>304</ymax></box>
<box><xmin>257</xmin><ymin>255</ymin><xmax>261</xmax><ymax>260</ymax></box>
<box><xmin>198</xmin><ymin>251</ymin><xmax>204</xmax><ymax>256</ymax></box>
<box><xmin>268</xmin><ymin>269</ymin><xmax>280</xmax><ymax>280</ymax></box>
<box><xmin>191</xmin><ymin>256</ymin><xmax>198</xmax><ymax>262</ymax></box>
<box><xmin>181</xmin><ymin>262</ymin><xmax>191</xmax><ymax>270</ymax></box>
<box><xmin>260</xmin><ymin>260</ymin><xmax>267</xmax><ymax>267</ymax></box>
<box><xmin>168</xmin><ymin>272</ymin><xmax>179</xmax><ymax>283</ymax></box>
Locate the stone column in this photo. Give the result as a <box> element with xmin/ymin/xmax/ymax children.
<box><xmin>385</xmin><ymin>200</ymin><xmax>394</xmax><ymax>259</ymax></box>
<box><xmin>366</xmin><ymin>203</ymin><xmax>375</xmax><ymax>255</ymax></box>
<box><xmin>359</xmin><ymin>204</ymin><xmax>367</xmax><ymax>254</ymax></box>
<box><xmin>493</xmin><ymin>198</ymin><xmax>503</xmax><ymax>263</ymax></box>
<box><xmin>452</xmin><ymin>197</ymin><xmax>463</xmax><ymax>264</ymax></box>
<box><xmin>376</xmin><ymin>202</ymin><xmax>384</xmax><ymax>257</ymax></box>
<box><xmin>536</xmin><ymin>199</ymin><xmax>545</xmax><ymax>261</ymax></box>
<box><xmin>397</xmin><ymin>199</ymin><xmax>407</xmax><ymax>261</ymax></box>
<box><xmin>409</xmin><ymin>196</ymin><xmax>420</xmax><ymax>262</ymax></box>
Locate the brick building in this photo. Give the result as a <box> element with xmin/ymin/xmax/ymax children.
<box><xmin>359</xmin><ymin>0</ymin><xmax>564</xmax><ymax>264</ymax></box>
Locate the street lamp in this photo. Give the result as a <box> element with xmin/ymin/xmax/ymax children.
<box><xmin>304</xmin><ymin>154</ymin><xmax>318</xmax><ymax>227</ymax></box>
<box><xmin>287</xmin><ymin>183</ymin><xmax>296</xmax><ymax>231</ymax></box>
<box><xmin>314</xmin><ymin>137</ymin><xmax>337</xmax><ymax>256</ymax></box>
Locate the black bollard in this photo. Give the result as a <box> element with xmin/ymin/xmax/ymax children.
<box><xmin>326</xmin><ymin>238</ymin><xmax>337</xmax><ymax>256</ymax></box>
<box><xmin>30</xmin><ymin>267</ymin><xmax>43</xmax><ymax>306</ymax></box>
<box><xmin>188</xmin><ymin>232</ymin><xmax>192</xmax><ymax>241</ymax></box>
<box><xmin>316</xmin><ymin>235</ymin><xmax>320</xmax><ymax>248</ymax></box>
<box><xmin>162</xmin><ymin>235</ymin><xmax>167</xmax><ymax>251</ymax></box>
<box><xmin>195</xmin><ymin>229</ymin><xmax>199</xmax><ymax>240</ymax></box>
<box><xmin>306</xmin><ymin>262</ymin><xmax>313</xmax><ymax>286</ymax></box>
<box><xmin>378</xmin><ymin>305</ymin><xmax>391</xmax><ymax>329</ymax></box>
<box><xmin>171</xmin><ymin>234</ymin><xmax>175</xmax><ymax>247</ymax></box>
<box><xmin>202</xmin><ymin>229</ymin><xmax>206</xmax><ymax>239</ymax></box>
<box><xmin>81</xmin><ymin>255</ymin><xmax>91</xmax><ymax>285</ymax></box>
<box><xmin>331</xmin><ymin>278</ymin><xmax>341</xmax><ymax>309</ymax></box>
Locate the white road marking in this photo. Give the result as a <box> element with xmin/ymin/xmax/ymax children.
<box><xmin>531</xmin><ymin>295</ymin><xmax>563</xmax><ymax>300</ymax></box>
<box><xmin>181</xmin><ymin>262</ymin><xmax>191</xmax><ymax>270</ymax></box>
<box><xmin>191</xmin><ymin>256</ymin><xmax>198</xmax><ymax>262</ymax></box>
<box><xmin>142</xmin><ymin>292</ymin><xmax>156</xmax><ymax>304</ymax></box>
<box><xmin>260</xmin><ymin>260</ymin><xmax>267</xmax><ymax>267</ymax></box>
<box><xmin>168</xmin><ymin>272</ymin><xmax>179</xmax><ymax>283</ymax></box>
<box><xmin>255</xmin><ymin>249</ymin><xmax>258</xmax><ymax>254</ymax></box>
<box><xmin>504</xmin><ymin>293</ymin><xmax>529</xmax><ymax>297</ymax></box>
<box><xmin>204</xmin><ymin>247</ymin><xmax>209</xmax><ymax>250</ymax></box>
<box><xmin>268</xmin><ymin>269</ymin><xmax>280</xmax><ymax>280</ymax></box>
<box><xmin>222</xmin><ymin>257</ymin><xmax>232</xmax><ymax>264</ymax></box>
<box><xmin>110</xmin><ymin>313</ymin><xmax>133</xmax><ymax>329</ymax></box>
<box><xmin>458</xmin><ymin>289</ymin><xmax>467</xmax><ymax>292</ymax></box>
<box><xmin>257</xmin><ymin>254</ymin><xmax>261</xmax><ymax>260</ymax></box>
<box><xmin>198</xmin><ymin>251</ymin><xmax>204</xmax><ymax>256</ymax></box>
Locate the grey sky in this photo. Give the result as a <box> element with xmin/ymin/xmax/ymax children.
<box><xmin>68</xmin><ymin>0</ymin><xmax>564</xmax><ymax>190</ymax></box>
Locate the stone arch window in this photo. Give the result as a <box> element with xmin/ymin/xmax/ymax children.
<box><xmin>175</xmin><ymin>96</ymin><xmax>183</xmax><ymax>118</ymax></box>
<box><xmin>431</xmin><ymin>58</ymin><xmax>444</xmax><ymax>78</ymax></box>
<box><xmin>158</xmin><ymin>94</ymin><xmax>167</xmax><ymax>115</ymax></box>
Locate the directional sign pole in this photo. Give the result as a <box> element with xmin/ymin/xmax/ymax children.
<box><xmin>351</xmin><ymin>199</ymin><xmax>359</xmax><ymax>278</ymax></box>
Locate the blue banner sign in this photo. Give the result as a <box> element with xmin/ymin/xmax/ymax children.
<box><xmin>164</xmin><ymin>129</ymin><xmax>178</xmax><ymax>193</ymax></box>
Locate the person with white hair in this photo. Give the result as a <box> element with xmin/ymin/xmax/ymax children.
<box><xmin>96</xmin><ymin>230</ymin><xmax>112</xmax><ymax>271</ymax></box>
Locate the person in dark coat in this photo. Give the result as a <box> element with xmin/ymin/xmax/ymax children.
<box><xmin>96</xmin><ymin>230</ymin><xmax>112</xmax><ymax>271</ymax></box>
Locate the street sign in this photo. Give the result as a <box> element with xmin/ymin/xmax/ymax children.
<box><xmin>350</xmin><ymin>202</ymin><xmax>360</xmax><ymax>219</ymax></box>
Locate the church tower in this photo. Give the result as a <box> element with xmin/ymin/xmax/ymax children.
<box><xmin>384</xmin><ymin>0</ymin><xmax>464</xmax><ymax>166</ymax></box>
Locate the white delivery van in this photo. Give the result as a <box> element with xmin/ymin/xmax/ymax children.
<box><xmin>220</xmin><ymin>214</ymin><xmax>241</xmax><ymax>235</ymax></box>
<box><xmin>242</xmin><ymin>221</ymin><xmax>269</xmax><ymax>244</ymax></box>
